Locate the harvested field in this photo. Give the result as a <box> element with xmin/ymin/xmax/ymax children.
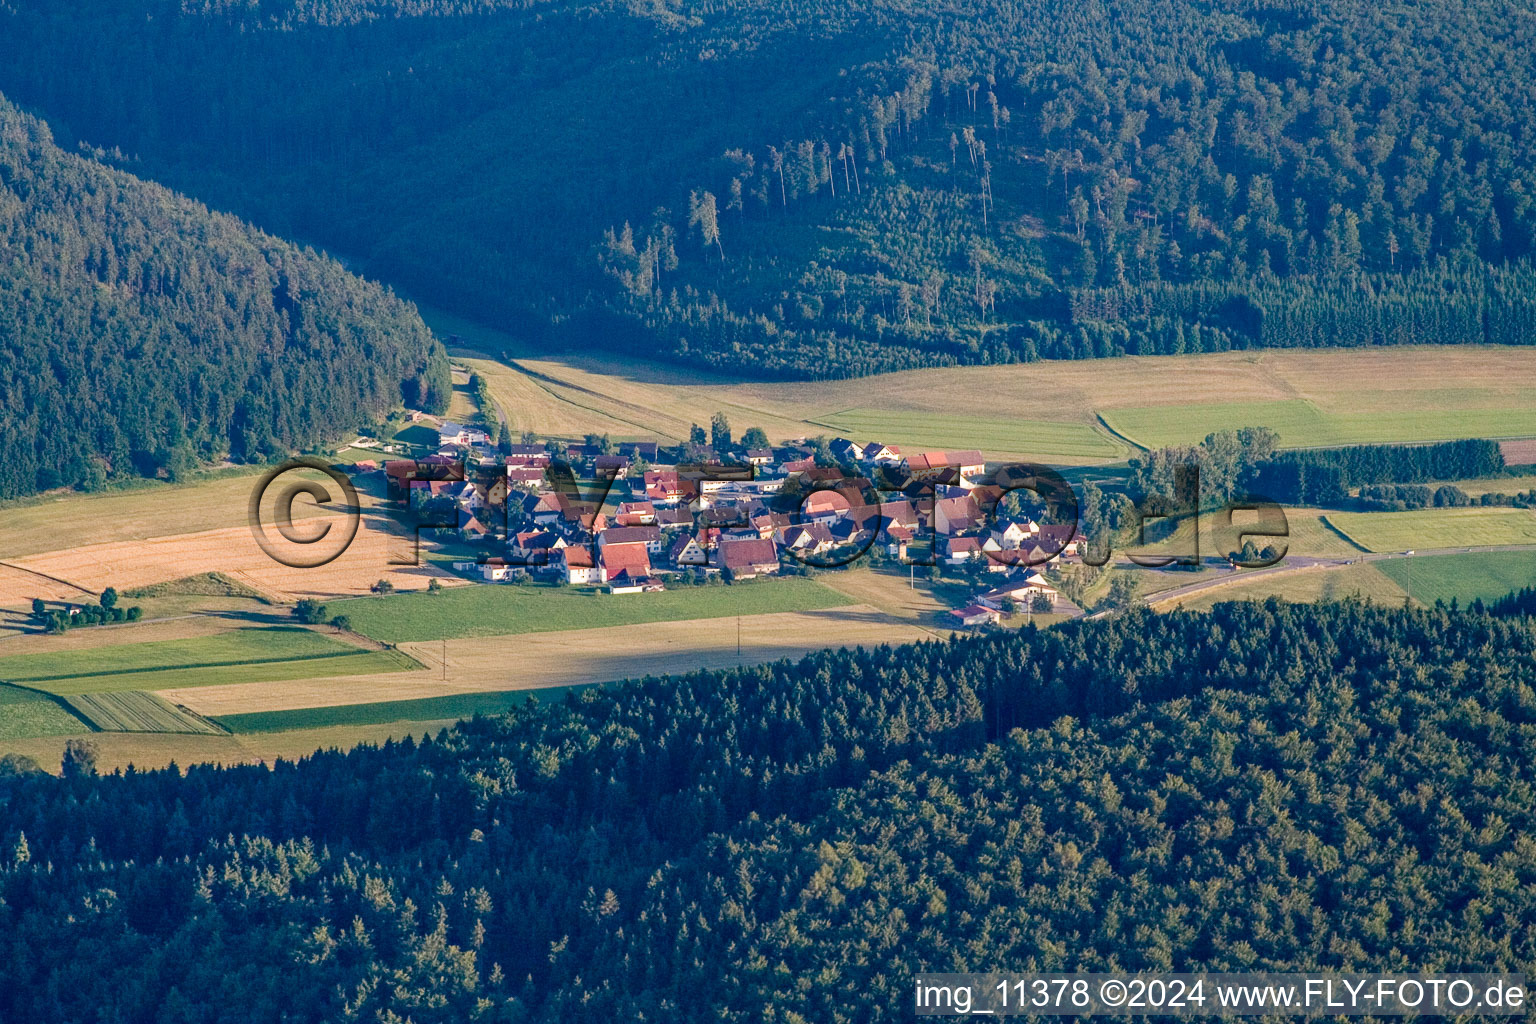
<box><xmin>1501</xmin><ymin>439</ymin><xmax>1536</xmax><ymax>466</ymax></box>
<box><xmin>0</xmin><ymin>468</ymin><xmax>331</xmax><ymax>561</ymax></box>
<box><xmin>0</xmin><ymin>721</ymin><xmax>462</xmax><ymax>774</ymax></box>
<box><xmin>167</xmin><ymin>605</ymin><xmax>942</xmax><ymax>716</ymax></box>
<box><xmin>66</xmin><ymin>691</ymin><xmax>227</xmax><ymax>734</ymax></box>
<box><xmin>2</xmin><ymin>514</ymin><xmax>465</xmax><ymax>606</ymax></box>
<box><xmin>1162</xmin><ymin>562</ymin><xmax>1408</xmax><ymax>611</ymax></box>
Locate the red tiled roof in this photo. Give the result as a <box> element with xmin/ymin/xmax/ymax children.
<box><xmin>600</xmin><ymin>542</ymin><xmax>652</xmax><ymax>579</ymax></box>
<box><xmin>718</xmin><ymin>538</ymin><xmax>778</xmax><ymax>571</ymax></box>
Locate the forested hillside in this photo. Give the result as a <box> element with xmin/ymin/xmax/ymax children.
<box><xmin>3</xmin><ymin>601</ymin><xmax>1535</xmax><ymax>1020</ymax></box>
<box><xmin>2</xmin><ymin>0</ymin><xmax>1535</xmax><ymax>375</ymax></box>
<box><xmin>0</xmin><ymin>95</ymin><xmax>449</xmax><ymax>499</ymax></box>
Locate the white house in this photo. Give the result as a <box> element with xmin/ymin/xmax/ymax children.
<box><xmin>562</xmin><ymin>546</ymin><xmax>604</xmax><ymax>585</ymax></box>
<box><xmin>438</xmin><ymin>421</ymin><xmax>491</xmax><ymax>448</ymax></box>
<box><xmin>978</xmin><ymin>571</ymin><xmax>1059</xmax><ymax>610</ymax></box>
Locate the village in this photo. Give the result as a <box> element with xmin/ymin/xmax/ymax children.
<box><xmin>367</xmin><ymin>419</ymin><xmax>1085</xmax><ymax>630</ymax></box>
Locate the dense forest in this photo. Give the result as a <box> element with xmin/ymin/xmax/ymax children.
<box><xmin>3</xmin><ymin>601</ymin><xmax>1535</xmax><ymax>1020</ymax></box>
<box><xmin>0</xmin><ymin>94</ymin><xmax>449</xmax><ymax>499</ymax></box>
<box><xmin>2</xmin><ymin>0</ymin><xmax>1535</xmax><ymax>375</ymax></box>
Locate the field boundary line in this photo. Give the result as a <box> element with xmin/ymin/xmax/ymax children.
<box><xmin>502</xmin><ymin>357</ymin><xmax>681</xmax><ymax>439</ymax></box>
<box><xmin>1318</xmin><ymin>514</ymin><xmax>1371</xmax><ymax>552</ymax></box>
<box><xmin>1318</xmin><ymin>515</ymin><xmax>1371</xmax><ymax>553</ymax></box>
<box><xmin>1094</xmin><ymin>413</ymin><xmax>1147</xmax><ymax>452</ymax></box>
<box><xmin>0</xmin><ymin>560</ymin><xmax>98</xmax><ymax>597</ymax></box>
<box><xmin>7</xmin><ymin>647</ymin><xmax>389</xmax><ymax>685</ymax></box>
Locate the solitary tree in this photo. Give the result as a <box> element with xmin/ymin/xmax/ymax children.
<box><xmin>329</xmin><ymin>615</ymin><xmax>352</xmax><ymax>633</ymax></box>
<box><xmin>61</xmin><ymin>739</ymin><xmax>98</xmax><ymax>779</ymax></box>
<box><xmin>710</xmin><ymin>412</ymin><xmax>732</xmax><ymax>452</ymax></box>
<box><xmin>100</xmin><ymin>587</ymin><xmax>118</xmax><ymax>610</ymax></box>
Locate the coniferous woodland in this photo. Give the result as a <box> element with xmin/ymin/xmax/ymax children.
<box><xmin>3</xmin><ymin>602</ymin><xmax>1536</xmax><ymax>1021</ymax></box>
<box><xmin>0</xmin><ymin>97</ymin><xmax>449</xmax><ymax>499</ymax></box>
<box><xmin>2</xmin><ymin>0</ymin><xmax>1535</xmax><ymax>375</ymax></box>
<box><xmin>1124</xmin><ymin>431</ymin><xmax>1506</xmax><ymax>509</ymax></box>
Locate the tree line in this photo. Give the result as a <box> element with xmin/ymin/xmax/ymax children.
<box><xmin>1252</xmin><ymin>439</ymin><xmax>1505</xmax><ymax>505</ymax></box>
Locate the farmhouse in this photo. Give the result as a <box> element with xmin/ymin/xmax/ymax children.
<box><xmin>654</xmin><ymin>506</ymin><xmax>693</xmax><ymax>529</ymax></box>
<box><xmin>480</xmin><ymin>558</ymin><xmax>525</xmax><ymax>582</ymax></box>
<box><xmin>829</xmin><ymin>438</ymin><xmax>863</xmax><ymax>462</ymax></box>
<box><xmin>978</xmin><ymin>571</ymin><xmax>1059</xmax><ymax>610</ymax></box>
<box><xmin>906</xmin><ymin>450</ymin><xmax>986</xmax><ymax>487</ymax></box>
<box><xmin>950</xmin><ymin>604</ymin><xmax>1002</xmax><ymax>628</ymax></box>
<box><xmin>618</xmin><ymin>441</ymin><xmax>660</xmax><ymax>461</ymax></box>
<box><xmin>615</xmin><ymin>500</ymin><xmax>656</xmax><ymax>525</ymax></box>
<box><xmin>644</xmin><ymin>469</ymin><xmax>684</xmax><ymax>503</ymax></box>
<box><xmin>782</xmin><ymin>522</ymin><xmax>836</xmax><ymax>557</ymax></box>
<box><xmin>506</xmin><ymin>466</ymin><xmax>545</xmax><ymax>489</ymax></box>
<box><xmin>593</xmin><ymin>454</ymin><xmax>632</xmax><ymax>478</ymax></box>
<box><xmin>991</xmin><ymin>520</ymin><xmax>1040</xmax><ymax>549</ymax></box>
<box><xmin>668</xmin><ymin>532</ymin><xmax>711</xmax><ymax>567</ymax></box>
<box><xmin>561</xmin><ymin>546</ymin><xmax>603</xmax><ymax>585</ymax></box>
<box><xmin>438</xmin><ymin>421</ymin><xmax>491</xmax><ymax>448</ymax></box>
<box><xmin>600</xmin><ymin>541</ymin><xmax>653</xmax><ymax>582</ymax></box>
<box><xmin>599</xmin><ymin>525</ymin><xmax>664</xmax><ymax>556</ymax></box>
<box><xmin>717</xmin><ymin>537</ymin><xmax>780</xmax><ymax>578</ymax></box>
<box><xmin>934</xmin><ymin>494</ymin><xmax>983</xmax><ymax>535</ymax></box>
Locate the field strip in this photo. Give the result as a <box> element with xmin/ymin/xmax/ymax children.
<box><xmin>5</xmin><ymin>518</ymin><xmax>464</xmax><ymax>604</ymax></box>
<box><xmin>166</xmin><ymin>606</ymin><xmax>942</xmax><ymax>716</ymax></box>
<box><xmin>1142</xmin><ymin>560</ymin><xmax>1341</xmax><ymax>609</ymax></box>
<box><xmin>0</xmin><ymin>615</ymin><xmax>233</xmax><ymax>658</ymax></box>
<box><xmin>66</xmin><ymin>691</ymin><xmax>229</xmax><ymax>734</ymax></box>
<box><xmin>10</xmin><ymin>647</ymin><xmax>385</xmax><ymax>685</ymax></box>
<box><xmin>507</xmin><ymin>359</ymin><xmax>687</xmax><ymax>439</ymax></box>
<box><xmin>1094</xmin><ymin>414</ymin><xmax>1146</xmax><ymax>453</ymax></box>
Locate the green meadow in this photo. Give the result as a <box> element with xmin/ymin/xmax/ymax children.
<box><xmin>1102</xmin><ymin>399</ymin><xmax>1536</xmax><ymax>450</ymax></box>
<box><xmin>330</xmin><ymin>578</ymin><xmax>854</xmax><ymax>644</ymax></box>
<box><xmin>0</xmin><ymin>627</ymin><xmax>417</xmax><ymax>694</ymax></box>
<box><xmin>815</xmin><ymin>408</ymin><xmax>1127</xmax><ymax>460</ymax></box>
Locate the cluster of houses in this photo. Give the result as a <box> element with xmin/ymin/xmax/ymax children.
<box><xmin>375</xmin><ymin>428</ymin><xmax>1082</xmax><ymax>623</ymax></box>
